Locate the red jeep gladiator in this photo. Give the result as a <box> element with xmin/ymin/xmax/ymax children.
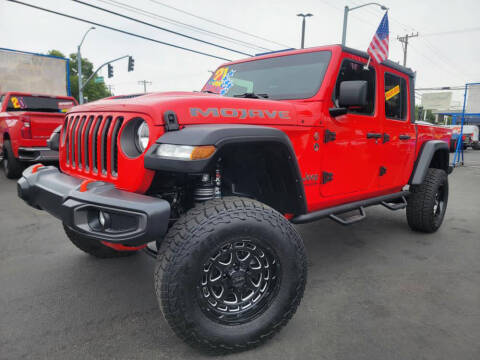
<box><xmin>18</xmin><ymin>45</ymin><xmax>453</xmax><ymax>352</ymax></box>
<box><xmin>0</xmin><ymin>92</ymin><xmax>77</xmax><ymax>178</ymax></box>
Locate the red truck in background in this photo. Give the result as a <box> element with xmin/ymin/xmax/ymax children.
<box><xmin>0</xmin><ymin>92</ymin><xmax>77</xmax><ymax>178</ymax></box>
<box><xmin>18</xmin><ymin>45</ymin><xmax>453</xmax><ymax>352</ymax></box>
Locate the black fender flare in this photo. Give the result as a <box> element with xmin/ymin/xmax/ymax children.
<box><xmin>144</xmin><ymin>124</ymin><xmax>307</xmax><ymax>214</ymax></box>
<box><xmin>409</xmin><ymin>140</ymin><xmax>450</xmax><ymax>185</ymax></box>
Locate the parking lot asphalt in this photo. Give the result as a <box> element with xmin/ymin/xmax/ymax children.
<box><xmin>1</xmin><ymin>152</ymin><xmax>479</xmax><ymax>360</ymax></box>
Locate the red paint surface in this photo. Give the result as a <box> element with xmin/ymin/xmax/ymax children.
<box><xmin>100</xmin><ymin>241</ymin><xmax>147</xmax><ymax>251</ymax></box>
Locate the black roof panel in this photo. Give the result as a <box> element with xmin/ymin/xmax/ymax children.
<box><xmin>341</xmin><ymin>45</ymin><xmax>415</xmax><ymax>78</ymax></box>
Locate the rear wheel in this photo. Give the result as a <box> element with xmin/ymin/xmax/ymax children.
<box><xmin>63</xmin><ymin>224</ymin><xmax>139</xmax><ymax>258</ymax></box>
<box><xmin>406</xmin><ymin>168</ymin><xmax>448</xmax><ymax>233</ymax></box>
<box><xmin>155</xmin><ymin>197</ymin><xmax>307</xmax><ymax>353</ymax></box>
<box><xmin>2</xmin><ymin>140</ymin><xmax>24</xmax><ymax>179</ymax></box>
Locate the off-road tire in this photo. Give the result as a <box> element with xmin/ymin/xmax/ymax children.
<box><xmin>2</xmin><ymin>140</ymin><xmax>24</xmax><ymax>179</ymax></box>
<box><xmin>63</xmin><ymin>224</ymin><xmax>138</xmax><ymax>258</ymax></box>
<box><xmin>155</xmin><ymin>197</ymin><xmax>307</xmax><ymax>353</ymax></box>
<box><xmin>406</xmin><ymin>168</ymin><xmax>448</xmax><ymax>233</ymax></box>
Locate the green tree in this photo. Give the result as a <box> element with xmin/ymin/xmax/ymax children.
<box><xmin>415</xmin><ymin>105</ymin><xmax>435</xmax><ymax>123</ymax></box>
<box><xmin>47</xmin><ymin>50</ymin><xmax>111</xmax><ymax>102</ymax></box>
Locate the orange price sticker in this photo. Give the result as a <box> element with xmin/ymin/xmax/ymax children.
<box><xmin>385</xmin><ymin>85</ymin><xmax>400</xmax><ymax>101</ymax></box>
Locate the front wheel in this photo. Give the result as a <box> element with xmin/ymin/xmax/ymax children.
<box><xmin>406</xmin><ymin>168</ymin><xmax>449</xmax><ymax>233</ymax></box>
<box><xmin>155</xmin><ymin>197</ymin><xmax>307</xmax><ymax>353</ymax></box>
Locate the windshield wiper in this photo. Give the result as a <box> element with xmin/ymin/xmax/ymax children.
<box><xmin>233</xmin><ymin>92</ymin><xmax>269</xmax><ymax>99</ymax></box>
<box><xmin>201</xmin><ymin>90</ymin><xmax>217</xmax><ymax>94</ymax></box>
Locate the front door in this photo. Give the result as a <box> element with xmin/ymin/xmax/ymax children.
<box><xmin>320</xmin><ymin>57</ymin><xmax>382</xmax><ymax>198</ymax></box>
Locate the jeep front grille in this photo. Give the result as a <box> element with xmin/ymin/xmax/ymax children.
<box><xmin>63</xmin><ymin>114</ymin><xmax>124</xmax><ymax>178</ymax></box>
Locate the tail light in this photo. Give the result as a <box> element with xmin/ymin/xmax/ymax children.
<box><xmin>20</xmin><ymin>117</ymin><xmax>32</xmax><ymax>139</ymax></box>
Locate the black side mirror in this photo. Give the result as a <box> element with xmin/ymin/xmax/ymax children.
<box><xmin>47</xmin><ymin>125</ymin><xmax>62</xmax><ymax>151</ymax></box>
<box><xmin>329</xmin><ymin>107</ymin><xmax>347</xmax><ymax>117</ymax></box>
<box><xmin>338</xmin><ymin>80</ymin><xmax>368</xmax><ymax>107</ymax></box>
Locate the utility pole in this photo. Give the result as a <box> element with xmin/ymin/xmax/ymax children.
<box><xmin>297</xmin><ymin>13</ymin><xmax>313</xmax><ymax>49</ymax></box>
<box><xmin>397</xmin><ymin>32</ymin><xmax>419</xmax><ymax>66</ymax></box>
<box><xmin>138</xmin><ymin>80</ymin><xmax>152</xmax><ymax>93</ymax></box>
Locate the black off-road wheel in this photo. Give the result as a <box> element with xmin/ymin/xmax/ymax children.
<box><xmin>155</xmin><ymin>197</ymin><xmax>307</xmax><ymax>353</ymax></box>
<box><xmin>2</xmin><ymin>140</ymin><xmax>24</xmax><ymax>179</ymax></box>
<box><xmin>63</xmin><ymin>224</ymin><xmax>139</xmax><ymax>258</ymax></box>
<box><xmin>406</xmin><ymin>168</ymin><xmax>449</xmax><ymax>233</ymax></box>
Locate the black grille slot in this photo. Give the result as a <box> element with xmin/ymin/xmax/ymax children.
<box><xmin>64</xmin><ymin>116</ymin><xmax>71</xmax><ymax>165</ymax></box>
<box><xmin>110</xmin><ymin>117</ymin><xmax>124</xmax><ymax>176</ymax></box>
<box><xmin>100</xmin><ymin>116</ymin><xmax>112</xmax><ymax>174</ymax></box>
<box><xmin>82</xmin><ymin>116</ymin><xmax>94</xmax><ymax>170</ymax></box>
<box><xmin>70</xmin><ymin>116</ymin><xmax>80</xmax><ymax>168</ymax></box>
<box><xmin>76</xmin><ymin>116</ymin><xmax>86</xmax><ymax>169</ymax></box>
<box><xmin>91</xmin><ymin>116</ymin><xmax>103</xmax><ymax>173</ymax></box>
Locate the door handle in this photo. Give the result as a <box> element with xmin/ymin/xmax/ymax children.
<box><xmin>399</xmin><ymin>135</ymin><xmax>411</xmax><ymax>140</ymax></box>
<box><xmin>367</xmin><ymin>132</ymin><xmax>382</xmax><ymax>139</ymax></box>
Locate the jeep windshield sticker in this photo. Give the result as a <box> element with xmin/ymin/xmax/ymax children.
<box><xmin>385</xmin><ymin>85</ymin><xmax>400</xmax><ymax>100</ymax></box>
<box><xmin>190</xmin><ymin>107</ymin><xmax>291</xmax><ymax>120</ymax></box>
<box><xmin>203</xmin><ymin>67</ymin><xmax>236</xmax><ymax>95</ymax></box>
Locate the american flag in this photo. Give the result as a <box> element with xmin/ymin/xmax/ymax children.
<box><xmin>367</xmin><ymin>13</ymin><xmax>389</xmax><ymax>63</ymax></box>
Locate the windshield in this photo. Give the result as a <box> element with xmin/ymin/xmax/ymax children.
<box><xmin>202</xmin><ymin>51</ymin><xmax>331</xmax><ymax>100</ymax></box>
<box><xmin>6</xmin><ymin>95</ymin><xmax>75</xmax><ymax>113</ymax></box>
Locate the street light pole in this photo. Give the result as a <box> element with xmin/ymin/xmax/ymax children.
<box><xmin>297</xmin><ymin>13</ymin><xmax>313</xmax><ymax>49</ymax></box>
<box><xmin>77</xmin><ymin>26</ymin><xmax>95</xmax><ymax>104</ymax></box>
<box><xmin>341</xmin><ymin>2</ymin><xmax>387</xmax><ymax>46</ymax></box>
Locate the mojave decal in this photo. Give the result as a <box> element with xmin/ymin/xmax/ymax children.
<box><xmin>189</xmin><ymin>108</ymin><xmax>291</xmax><ymax>120</ymax></box>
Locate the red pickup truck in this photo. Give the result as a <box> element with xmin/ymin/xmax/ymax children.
<box><xmin>18</xmin><ymin>45</ymin><xmax>452</xmax><ymax>352</ymax></box>
<box><xmin>0</xmin><ymin>92</ymin><xmax>77</xmax><ymax>178</ymax></box>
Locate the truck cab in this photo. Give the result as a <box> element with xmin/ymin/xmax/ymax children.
<box><xmin>0</xmin><ymin>92</ymin><xmax>77</xmax><ymax>178</ymax></box>
<box><xmin>17</xmin><ymin>45</ymin><xmax>452</xmax><ymax>352</ymax></box>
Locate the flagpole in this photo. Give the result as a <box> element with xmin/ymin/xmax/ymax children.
<box><xmin>364</xmin><ymin>56</ymin><xmax>371</xmax><ymax>70</ymax></box>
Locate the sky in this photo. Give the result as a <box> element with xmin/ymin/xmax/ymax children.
<box><xmin>1</xmin><ymin>0</ymin><xmax>479</xmax><ymax>104</ymax></box>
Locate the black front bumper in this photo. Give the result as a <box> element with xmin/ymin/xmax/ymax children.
<box><xmin>17</xmin><ymin>165</ymin><xmax>171</xmax><ymax>246</ymax></box>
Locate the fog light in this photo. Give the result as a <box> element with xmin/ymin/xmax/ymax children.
<box><xmin>98</xmin><ymin>210</ymin><xmax>111</xmax><ymax>229</ymax></box>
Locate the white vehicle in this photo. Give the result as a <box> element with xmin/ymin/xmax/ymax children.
<box><xmin>446</xmin><ymin>125</ymin><xmax>480</xmax><ymax>150</ymax></box>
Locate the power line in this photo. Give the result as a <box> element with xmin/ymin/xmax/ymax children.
<box><xmin>98</xmin><ymin>0</ymin><xmax>272</xmax><ymax>51</ymax></box>
<box><xmin>422</xmin><ymin>27</ymin><xmax>480</xmax><ymax>37</ymax></box>
<box><xmin>72</xmin><ymin>0</ymin><xmax>252</xmax><ymax>57</ymax></box>
<box><xmin>7</xmin><ymin>0</ymin><xmax>231</xmax><ymax>61</ymax></box>
<box><xmin>147</xmin><ymin>0</ymin><xmax>292</xmax><ymax>49</ymax></box>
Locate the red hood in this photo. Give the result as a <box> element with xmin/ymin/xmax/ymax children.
<box><xmin>68</xmin><ymin>91</ymin><xmax>316</xmax><ymax>126</ymax></box>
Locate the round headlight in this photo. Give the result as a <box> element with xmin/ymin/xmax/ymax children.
<box><xmin>135</xmin><ymin>121</ymin><xmax>149</xmax><ymax>152</ymax></box>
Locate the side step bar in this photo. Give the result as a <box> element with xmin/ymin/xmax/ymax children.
<box><xmin>381</xmin><ymin>196</ymin><xmax>407</xmax><ymax>210</ymax></box>
<box><xmin>329</xmin><ymin>207</ymin><xmax>366</xmax><ymax>225</ymax></box>
<box><xmin>291</xmin><ymin>191</ymin><xmax>409</xmax><ymax>225</ymax></box>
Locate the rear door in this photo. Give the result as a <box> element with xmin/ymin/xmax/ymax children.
<box><xmin>379</xmin><ymin>70</ymin><xmax>416</xmax><ymax>190</ymax></box>
<box><xmin>320</xmin><ymin>57</ymin><xmax>382</xmax><ymax>197</ymax></box>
